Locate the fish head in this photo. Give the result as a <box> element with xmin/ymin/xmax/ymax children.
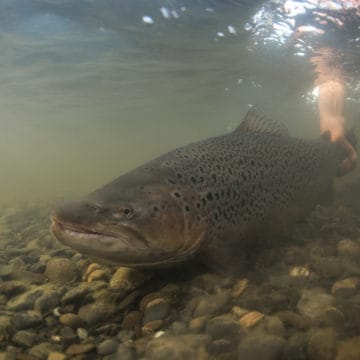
<box><xmin>51</xmin><ymin>180</ymin><xmax>206</xmax><ymax>267</ymax></box>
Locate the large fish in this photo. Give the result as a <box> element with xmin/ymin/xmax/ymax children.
<box><xmin>50</xmin><ymin>109</ymin><xmax>350</xmax><ymax>270</ymax></box>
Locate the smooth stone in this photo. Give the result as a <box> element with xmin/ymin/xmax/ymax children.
<box><xmin>331</xmin><ymin>277</ymin><xmax>360</xmax><ymax>297</ymax></box>
<box><xmin>12</xmin><ymin>330</ymin><xmax>37</xmax><ymax>347</ymax></box>
<box><xmin>12</xmin><ymin>310</ymin><xmax>43</xmax><ymax>330</ymax></box>
<box><xmin>105</xmin><ymin>344</ymin><xmax>137</xmax><ymax>360</ymax></box>
<box><xmin>262</xmin><ymin>316</ymin><xmax>286</xmax><ymax>338</ymax></box>
<box><xmin>45</xmin><ymin>258</ymin><xmax>78</xmax><ymax>284</ymax></box>
<box><xmin>337</xmin><ymin>239</ymin><xmax>360</xmax><ymax>258</ymax></box>
<box><xmin>121</xmin><ymin>311</ymin><xmax>142</xmax><ymax>330</ymax></box>
<box><xmin>139</xmin><ymin>292</ymin><xmax>162</xmax><ymax>313</ymax></box>
<box><xmin>60</xmin><ymin>326</ymin><xmax>77</xmax><ymax>342</ymax></box>
<box><xmin>0</xmin><ymin>281</ymin><xmax>26</xmax><ymax>298</ymax></box>
<box><xmin>307</xmin><ymin>327</ymin><xmax>337</xmax><ymax>360</ymax></box>
<box><xmin>66</xmin><ymin>343</ymin><xmax>96</xmax><ymax>356</ymax></box>
<box><xmin>117</xmin><ymin>330</ymin><xmax>135</xmax><ymax>343</ymax></box>
<box><xmin>61</xmin><ymin>283</ymin><xmax>89</xmax><ymax>305</ymax></box>
<box><xmin>232</xmin><ymin>279</ymin><xmax>249</xmax><ymax>298</ymax></box>
<box><xmin>29</xmin><ymin>342</ymin><xmax>60</xmax><ymax>360</ymax></box>
<box><xmin>276</xmin><ymin>311</ymin><xmax>311</xmax><ymax>330</ymax></box>
<box><xmin>239</xmin><ymin>311</ymin><xmax>265</xmax><ymax>329</ymax></box>
<box><xmin>87</xmin><ymin>269</ymin><xmax>109</xmax><ymax>283</ymax></box>
<box><xmin>193</xmin><ymin>291</ymin><xmax>230</xmax><ymax>317</ymax></box>
<box><xmin>312</xmin><ymin>258</ymin><xmax>345</xmax><ymax>280</ymax></box>
<box><xmin>297</xmin><ymin>289</ymin><xmax>335</xmax><ymax>319</ymax></box>
<box><xmin>146</xmin><ymin>334</ymin><xmax>211</xmax><ymax>360</ymax></box>
<box><xmin>143</xmin><ymin>298</ymin><xmax>170</xmax><ymax>324</ymax></box>
<box><xmin>59</xmin><ymin>313</ymin><xmax>84</xmax><ymax>329</ymax></box>
<box><xmin>78</xmin><ymin>302</ymin><xmax>118</xmax><ymax>325</ymax></box>
<box><xmin>109</xmin><ymin>267</ymin><xmax>149</xmax><ymax>291</ymax></box>
<box><xmin>0</xmin><ymin>316</ymin><xmax>12</xmax><ymax>342</ymax></box>
<box><xmin>189</xmin><ymin>316</ymin><xmax>208</xmax><ymax>333</ymax></box>
<box><xmin>205</xmin><ymin>315</ymin><xmax>243</xmax><ymax>340</ymax></box>
<box><xmin>142</xmin><ymin>320</ymin><xmax>164</xmax><ymax>335</ymax></box>
<box><xmin>96</xmin><ymin>339</ymin><xmax>119</xmax><ymax>356</ymax></box>
<box><xmin>34</xmin><ymin>290</ymin><xmax>62</xmax><ymax>314</ymax></box>
<box><xmin>283</xmin><ymin>333</ymin><xmax>308</xmax><ymax>360</ymax></box>
<box><xmin>47</xmin><ymin>352</ymin><xmax>67</xmax><ymax>360</ymax></box>
<box><xmin>335</xmin><ymin>336</ymin><xmax>360</xmax><ymax>360</ymax></box>
<box><xmin>7</xmin><ymin>288</ymin><xmax>43</xmax><ymax>311</ymax></box>
<box><xmin>238</xmin><ymin>334</ymin><xmax>286</xmax><ymax>360</ymax></box>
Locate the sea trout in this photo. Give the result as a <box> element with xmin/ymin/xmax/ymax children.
<box><xmin>51</xmin><ymin>109</ymin><xmax>349</xmax><ymax>270</ymax></box>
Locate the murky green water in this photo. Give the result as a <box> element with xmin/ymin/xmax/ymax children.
<box><xmin>1</xmin><ymin>1</ymin><xmax>360</xmax><ymax>359</ymax></box>
<box><xmin>3</xmin><ymin>0</ymin><xmax>358</xmax><ymax>205</ymax></box>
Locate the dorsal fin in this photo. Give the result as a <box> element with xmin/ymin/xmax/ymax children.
<box><xmin>235</xmin><ymin>108</ymin><xmax>289</xmax><ymax>136</ymax></box>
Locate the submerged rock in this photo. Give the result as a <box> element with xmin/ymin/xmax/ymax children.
<box><xmin>237</xmin><ymin>334</ymin><xmax>286</xmax><ymax>360</ymax></box>
<box><xmin>45</xmin><ymin>257</ymin><xmax>78</xmax><ymax>284</ymax></box>
<box><xmin>145</xmin><ymin>334</ymin><xmax>210</xmax><ymax>360</ymax></box>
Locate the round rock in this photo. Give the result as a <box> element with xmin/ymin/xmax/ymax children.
<box><xmin>45</xmin><ymin>258</ymin><xmax>78</xmax><ymax>284</ymax></box>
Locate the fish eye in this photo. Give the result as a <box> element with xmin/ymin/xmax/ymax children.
<box><xmin>122</xmin><ymin>207</ymin><xmax>134</xmax><ymax>218</ymax></box>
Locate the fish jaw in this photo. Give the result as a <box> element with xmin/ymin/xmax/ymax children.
<box><xmin>50</xmin><ymin>212</ymin><xmax>206</xmax><ymax>268</ymax></box>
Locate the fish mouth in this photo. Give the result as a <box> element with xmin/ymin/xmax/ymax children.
<box><xmin>50</xmin><ymin>215</ymin><xmax>149</xmax><ymax>257</ymax></box>
<box><xmin>50</xmin><ymin>216</ymin><xmax>204</xmax><ymax>268</ymax></box>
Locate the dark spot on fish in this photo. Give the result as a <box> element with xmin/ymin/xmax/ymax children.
<box><xmin>153</xmin><ymin>206</ymin><xmax>159</xmax><ymax>212</ymax></box>
<box><xmin>206</xmin><ymin>192</ymin><xmax>213</xmax><ymax>201</ymax></box>
<box><xmin>167</xmin><ymin>179</ymin><xmax>176</xmax><ymax>184</ymax></box>
<box><xmin>174</xmin><ymin>192</ymin><xmax>181</xmax><ymax>198</ymax></box>
<box><xmin>185</xmin><ymin>206</ymin><xmax>190</xmax><ymax>212</ymax></box>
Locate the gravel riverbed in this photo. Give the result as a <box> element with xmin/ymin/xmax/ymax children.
<box><xmin>1</xmin><ymin>198</ymin><xmax>360</xmax><ymax>360</ymax></box>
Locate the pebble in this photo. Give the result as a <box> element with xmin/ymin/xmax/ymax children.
<box><xmin>283</xmin><ymin>333</ymin><xmax>308</xmax><ymax>360</ymax></box>
<box><xmin>97</xmin><ymin>339</ymin><xmax>119</xmax><ymax>355</ymax></box>
<box><xmin>139</xmin><ymin>292</ymin><xmax>162</xmax><ymax>313</ymax></box>
<box><xmin>142</xmin><ymin>320</ymin><xmax>164</xmax><ymax>335</ymax></box>
<box><xmin>59</xmin><ymin>313</ymin><xmax>84</xmax><ymax>328</ymax></box>
<box><xmin>121</xmin><ymin>311</ymin><xmax>142</xmax><ymax>330</ymax></box>
<box><xmin>193</xmin><ymin>291</ymin><xmax>230</xmax><ymax>317</ymax></box>
<box><xmin>239</xmin><ymin>311</ymin><xmax>265</xmax><ymax>329</ymax></box>
<box><xmin>307</xmin><ymin>327</ymin><xmax>337</xmax><ymax>360</ymax></box>
<box><xmin>66</xmin><ymin>343</ymin><xmax>96</xmax><ymax>356</ymax></box>
<box><xmin>34</xmin><ymin>289</ymin><xmax>62</xmax><ymax>313</ymax></box>
<box><xmin>189</xmin><ymin>316</ymin><xmax>208</xmax><ymax>333</ymax></box>
<box><xmin>45</xmin><ymin>258</ymin><xmax>78</xmax><ymax>284</ymax></box>
<box><xmin>297</xmin><ymin>289</ymin><xmax>335</xmax><ymax>319</ymax></box>
<box><xmin>12</xmin><ymin>310</ymin><xmax>43</xmax><ymax>330</ymax></box>
<box><xmin>143</xmin><ymin>298</ymin><xmax>170</xmax><ymax>324</ymax></box>
<box><xmin>108</xmin><ymin>344</ymin><xmax>137</xmax><ymax>360</ymax></box>
<box><xmin>12</xmin><ymin>330</ymin><xmax>37</xmax><ymax>347</ymax></box>
<box><xmin>238</xmin><ymin>334</ymin><xmax>286</xmax><ymax>360</ymax></box>
<box><xmin>276</xmin><ymin>310</ymin><xmax>311</xmax><ymax>330</ymax></box>
<box><xmin>6</xmin><ymin>288</ymin><xmax>43</xmax><ymax>311</ymax></box>
<box><xmin>47</xmin><ymin>351</ymin><xmax>67</xmax><ymax>360</ymax></box>
<box><xmin>262</xmin><ymin>316</ymin><xmax>286</xmax><ymax>338</ymax></box>
<box><xmin>335</xmin><ymin>335</ymin><xmax>360</xmax><ymax>360</ymax></box>
<box><xmin>47</xmin><ymin>352</ymin><xmax>67</xmax><ymax>360</ymax></box>
<box><xmin>87</xmin><ymin>269</ymin><xmax>109</xmax><ymax>282</ymax></box>
<box><xmin>29</xmin><ymin>342</ymin><xmax>60</xmax><ymax>359</ymax></box>
<box><xmin>76</xmin><ymin>328</ymin><xmax>88</xmax><ymax>340</ymax></box>
<box><xmin>337</xmin><ymin>239</ymin><xmax>360</xmax><ymax>258</ymax></box>
<box><xmin>232</xmin><ymin>279</ymin><xmax>248</xmax><ymax>298</ymax></box>
<box><xmin>145</xmin><ymin>334</ymin><xmax>210</xmax><ymax>360</ymax></box>
<box><xmin>289</xmin><ymin>266</ymin><xmax>310</xmax><ymax>278</ymax></box>
<box><xmin>61</xmin><ymin>283</ymin><xmax>89</xmax><ymax>305</ymax></box>
<box><xmin>205</xmin><ymin>315</ymin><xmax>242</xmax><ymax>340</ymax></box>
<box><xmin>331</xmin><ymin>277</ymin><xmax>360</xmax><ymax>297</ymax></box>
<box><xmin>109</xmin><ymin>267</ymin><xmax>149</xmax><ymax>291</ymax></box>
<box><xmin>78</xmin><ymin>302</ymin><xmax>118</xmax><ymax>325</ymax></box>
